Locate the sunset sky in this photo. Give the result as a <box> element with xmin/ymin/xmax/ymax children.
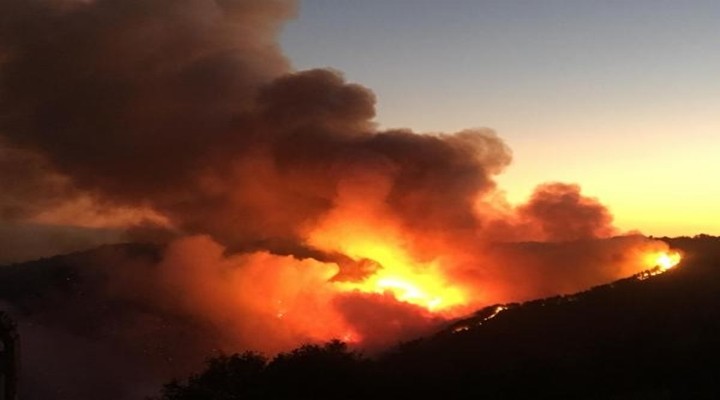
<box><xmin>0</xmin><ymin>0</ymin><xmax>718</xmax><ymax>266</ymax></box>
<box><xmin>281</xmin><ymin>0</ymin><xmax>720</xmax><ymax>236</ymax></box>
<box><xmin>2</xmin><ymin>4</ymin><xmax>716</xmax><ymax>398</ymax></box>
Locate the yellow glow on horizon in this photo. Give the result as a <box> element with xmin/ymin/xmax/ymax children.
<box><xmin>494</xmin><ymin>134</ymin><xmax>720</xmax><ymax>238</ymax></box>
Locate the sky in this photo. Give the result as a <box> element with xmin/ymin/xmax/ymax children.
<box><xmin>0</xmin><ymin>0</ymin><xmax>717</xmax><ymax>266</ymax></box>
<box><xmin>280</xmin><ymin>0</ymin><xmax>720</xmax><ymax>236</ymax></box>
<box><xmin>0</xmin><ymin>3</ymin><xmax>709</xmax><ymax>396</ymax></box>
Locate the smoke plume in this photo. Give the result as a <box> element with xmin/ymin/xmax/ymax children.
<box><xmin>0</xmin><ymin>1</ymin><xmax>677</xmax><ymax>398</ymax></box>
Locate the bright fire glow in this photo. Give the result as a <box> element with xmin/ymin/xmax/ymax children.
<box><xmin>638</xmin><ymin>249</ymin><xmax>682</xmax><ymax>279</ymax></box>
<box><xmin>655</xmin><ymin>252</ymin><xmax>681</xmax><ymax>271</ymax></box>
<box><xmin>306</xmin><ymin>203</ymin><xmax>469</xmax><ymax>313</ymax></box>
<box><xmin>331</xmin><ymin>240</ymin><xmax>467</xmax><ymax>312</ymax></box>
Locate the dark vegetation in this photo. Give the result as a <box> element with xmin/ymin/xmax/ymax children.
<box><xmin>158</xmin><ymin>341</ymin><xmax>371</xmax><ymax>400</ymax></box>
<box><xmin>0</xmin><ymin>244</ymin><xmax>229</xmax><ymax>400</ymax></box>
<box><xmin>156</xmin><ymin>235</ymin><xmax>720</xmax><ymax>399</ymax></box>
<box><xmin>0</xmin><ymin>311</ymin><xmax>19</xmax><ymax>400</ymax></box>
<box><xmin>1</xmin><ymin>236</ymin><xmax>719</xmax><ymax>399</ymax></box>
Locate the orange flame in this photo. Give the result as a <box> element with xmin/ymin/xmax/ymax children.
<box><xmin>305</xmin><ymin>195</ymin><xmax>469</xmax><ymax>314</ymax></box>
<box><xmin>644</xmin><ymin>250</ymin><xmax>682</xmax><ymax>271</ymax></box>
<box><xmin>330</xmin><ymin>239</ymin><xmax>467</xmax><ymax>312</ymax></box>
<box><xmin>637</xmin><ymin>249</ymin><xmax>682</xmax><ymax>280</ymax></box>
<box><xmin>655</xmin><ymin>251</ymin><xmax>682</xmax><ymax>271</ymax></box>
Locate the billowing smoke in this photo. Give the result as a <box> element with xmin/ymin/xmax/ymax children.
<box><xmin>0</xmin><ymin>0</ymin><xmax>677</xmax><ymax>397</ymax></box>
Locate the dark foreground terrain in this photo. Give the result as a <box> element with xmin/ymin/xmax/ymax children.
<box><xmin>1</xmin><ymin>235</ymin><xmax>719</xmax><ymax>399</ymax></box>
<box><xmin>0</xmin><ymin>244</ymin><xmax>227</xmax><ymax>400</ymax></box>
<box><xmin>157</xmin><ymin>235</ymin><xmax>720</xmax><ymax>399</ymax></box>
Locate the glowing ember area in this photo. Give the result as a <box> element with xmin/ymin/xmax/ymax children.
<box><xmin>452</xmin><ymin>305</ymin><xmax>509</xmax><ymax>333</ymax></box>
<box><xmin>333</xmin><ymin>245</ymin><xmax>467</xmax><ymax>312</ymax></box>
<box><xmin>655</xmin><ymin>252</ymin><xmax>682</xmax><ymax>271</ymax></box>
<box><xmin>645</xmin><ymin>250</ymin><xmax>682</xmax><ymax>271</ymax></box>
<box><xmin>637</xmin><ymin>250</ymin><xmax>683</xmax><ymax>280</ymax></box>
<box><xmin>306</xmin><ymin>201</ymin><xmax>469</xmax><ymax>314</ymax></box>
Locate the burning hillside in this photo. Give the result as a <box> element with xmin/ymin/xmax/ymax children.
<box><xmin>0</xmin><ymin>0</ymin><xmax>683</xmax><ymax>367</ymax></box>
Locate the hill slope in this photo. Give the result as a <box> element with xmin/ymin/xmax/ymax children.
<box><xmin>0</xmin><ymin>244</ymin><xmax>226</xmax><ymax>400</ymax></box>
<box><xmin>156</xmin><ymin>235</ymin><xmax>720</xmax><ymax>399</ymax></box>
<box><xmin>376</xmin><ymin>235</ymin><xmax>720</xmax><ymax>398</ymax></box>
<box><xmin>2</xmin><ymin>236</ymin><xmax>719</xmax><ymax>399</ymax></box>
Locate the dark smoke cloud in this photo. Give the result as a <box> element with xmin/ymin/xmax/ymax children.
<box><xmin>0</xmin><ymin>0</ymin><xmax>514</xmax><ymax>256</ymax></box>
<box><xmin>0</xmin><ymin>222</ymin><xmax>123</xmax><ymax>264</ymax></box>
<box><xmin>481</xmin><ymin>235</ymin><xmax>667</xmax><ymax>302</ymax></box>
<box><xmin>0</xmin><ymin>1</ymin><xmax>673</xmax><ymax>399</ymax></box>
<box><xmin>0</xmin><ymin>141</ymin><xmax>74</xmax><ymax>221</ymax></box>
<box><xmin>479</xmin><ymin>182</ymin><xmax>617</xmax><ymax>244</ymax></box>
<box><xmin>0</xmin><ymin>0</ymin><xmax>293</xmax><ymax>202</ymax></box>
<box><xmin>519</xmin><ymin>182</ymin><xmax>616</xmax><ymax>241</ymax></box>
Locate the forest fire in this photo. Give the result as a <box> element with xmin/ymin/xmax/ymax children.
<box><xmin>334</xmin><ymin>252</ymin><xmax>466</xmax><ymax>313</ymax></box>
<box><xmin>302</xmin><ymin>198</ymin><xmax>471</xmax><ymax>314</ymax></box>
<box><xmin>646</xmin><ymin>250</ymin><xmax>682</xmax><ymax>272</ymax></box>
<box><xmin>636</xmin><ymin>249</ymin><xmax>683</xmax><ymax>280</ymax></box>
<box><xmin>0</xmin><ymin>2</ymin><xmax>714</xmax><ymax>400</ymax></box>
<box><xmin>0</xmin><ymin>0</ymin><xmax>694</xmax><ymax>366</ymax></box>
<box><xmin>654</xmin><ymin>251</ymin><xmax>682</xmax><ymax>271</ymax></box>
<box><xmin>325</xmin><ymin>237</ymin><xmax>467</xmax><ymax>313</ymax></box>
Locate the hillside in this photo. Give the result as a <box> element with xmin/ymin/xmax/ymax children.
<box><xmin>157</xmin><ymin>235</ymin><xmax>720</xmax><ymax>399</ymax></box>
<box><xmin>2</xmin><ymin>236</ymin><xmax>719</xmax><ymax>399</ymax></box>
<box><xmin>375</xmin><ymin>235</ymin><xmax>720</xmax><ymax>398</ymax></box>
<box><xmin>0</xmin><ymin>244</ymin><xmax>227</xmax><ymax>400</ymax></box>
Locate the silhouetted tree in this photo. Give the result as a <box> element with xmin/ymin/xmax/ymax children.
<box><xmin>157</xmin><ymin>352</ymin><xmax>267</xmax><ymax>400</ymax></box>
<box><xmin>264</xmin><ymin>340</ymin><xmax>370</xmax><ymax>399</ymax></box>
<box><xmin>155</xmin><ymin>341</ymin><xmax>371</xmax><ymax>400</ymax></box>
<box><xmin>0</xmin><ymin>312</ymin><xmax>19</xmax><ymax>400</ymax></box>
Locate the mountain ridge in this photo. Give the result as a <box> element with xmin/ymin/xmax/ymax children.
<box><xmin>1</xmin><ymin>235</ymin><xmax>719</xmax><ymax>399</ymax></box>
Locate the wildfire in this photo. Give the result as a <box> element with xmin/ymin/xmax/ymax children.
<box><xmin>332</xmin><ymin>240</ymin><xmax>467</xmax><ymax>312</ymax></box>
<box><xmin>306</xmin><ymin>206</ymin><xmax>469</xmax><ymax>313</ymax></box>
<box><xmin>638</xmin><ymin>249</ymin><xmax>682</xmax><ymax>279</ymax></box>
<box><xmin>645</xmin><ymin>250</ymin><xmax>682</xmax><ymax>271</ymax></box>
<box><xmin>654</xmin><ymin>251</ymin><xmax>681</xmax><ymax>271</ymax></box>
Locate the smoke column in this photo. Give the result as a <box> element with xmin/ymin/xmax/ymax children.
<box><xmin>0</xmin><ymin>2</ymin><xmax>677</xmax><ymax>397</ymax></box>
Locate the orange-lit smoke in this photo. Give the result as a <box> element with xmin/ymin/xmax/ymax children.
<box><xmin>146</xmin><ymin>221</ymin><xmax>679</xmax><ymax>354</ymax></box>
<box><xmin>0</xmin><ymin>0</ymin><xmax>683</xmax><ymax>355</ymax></box>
